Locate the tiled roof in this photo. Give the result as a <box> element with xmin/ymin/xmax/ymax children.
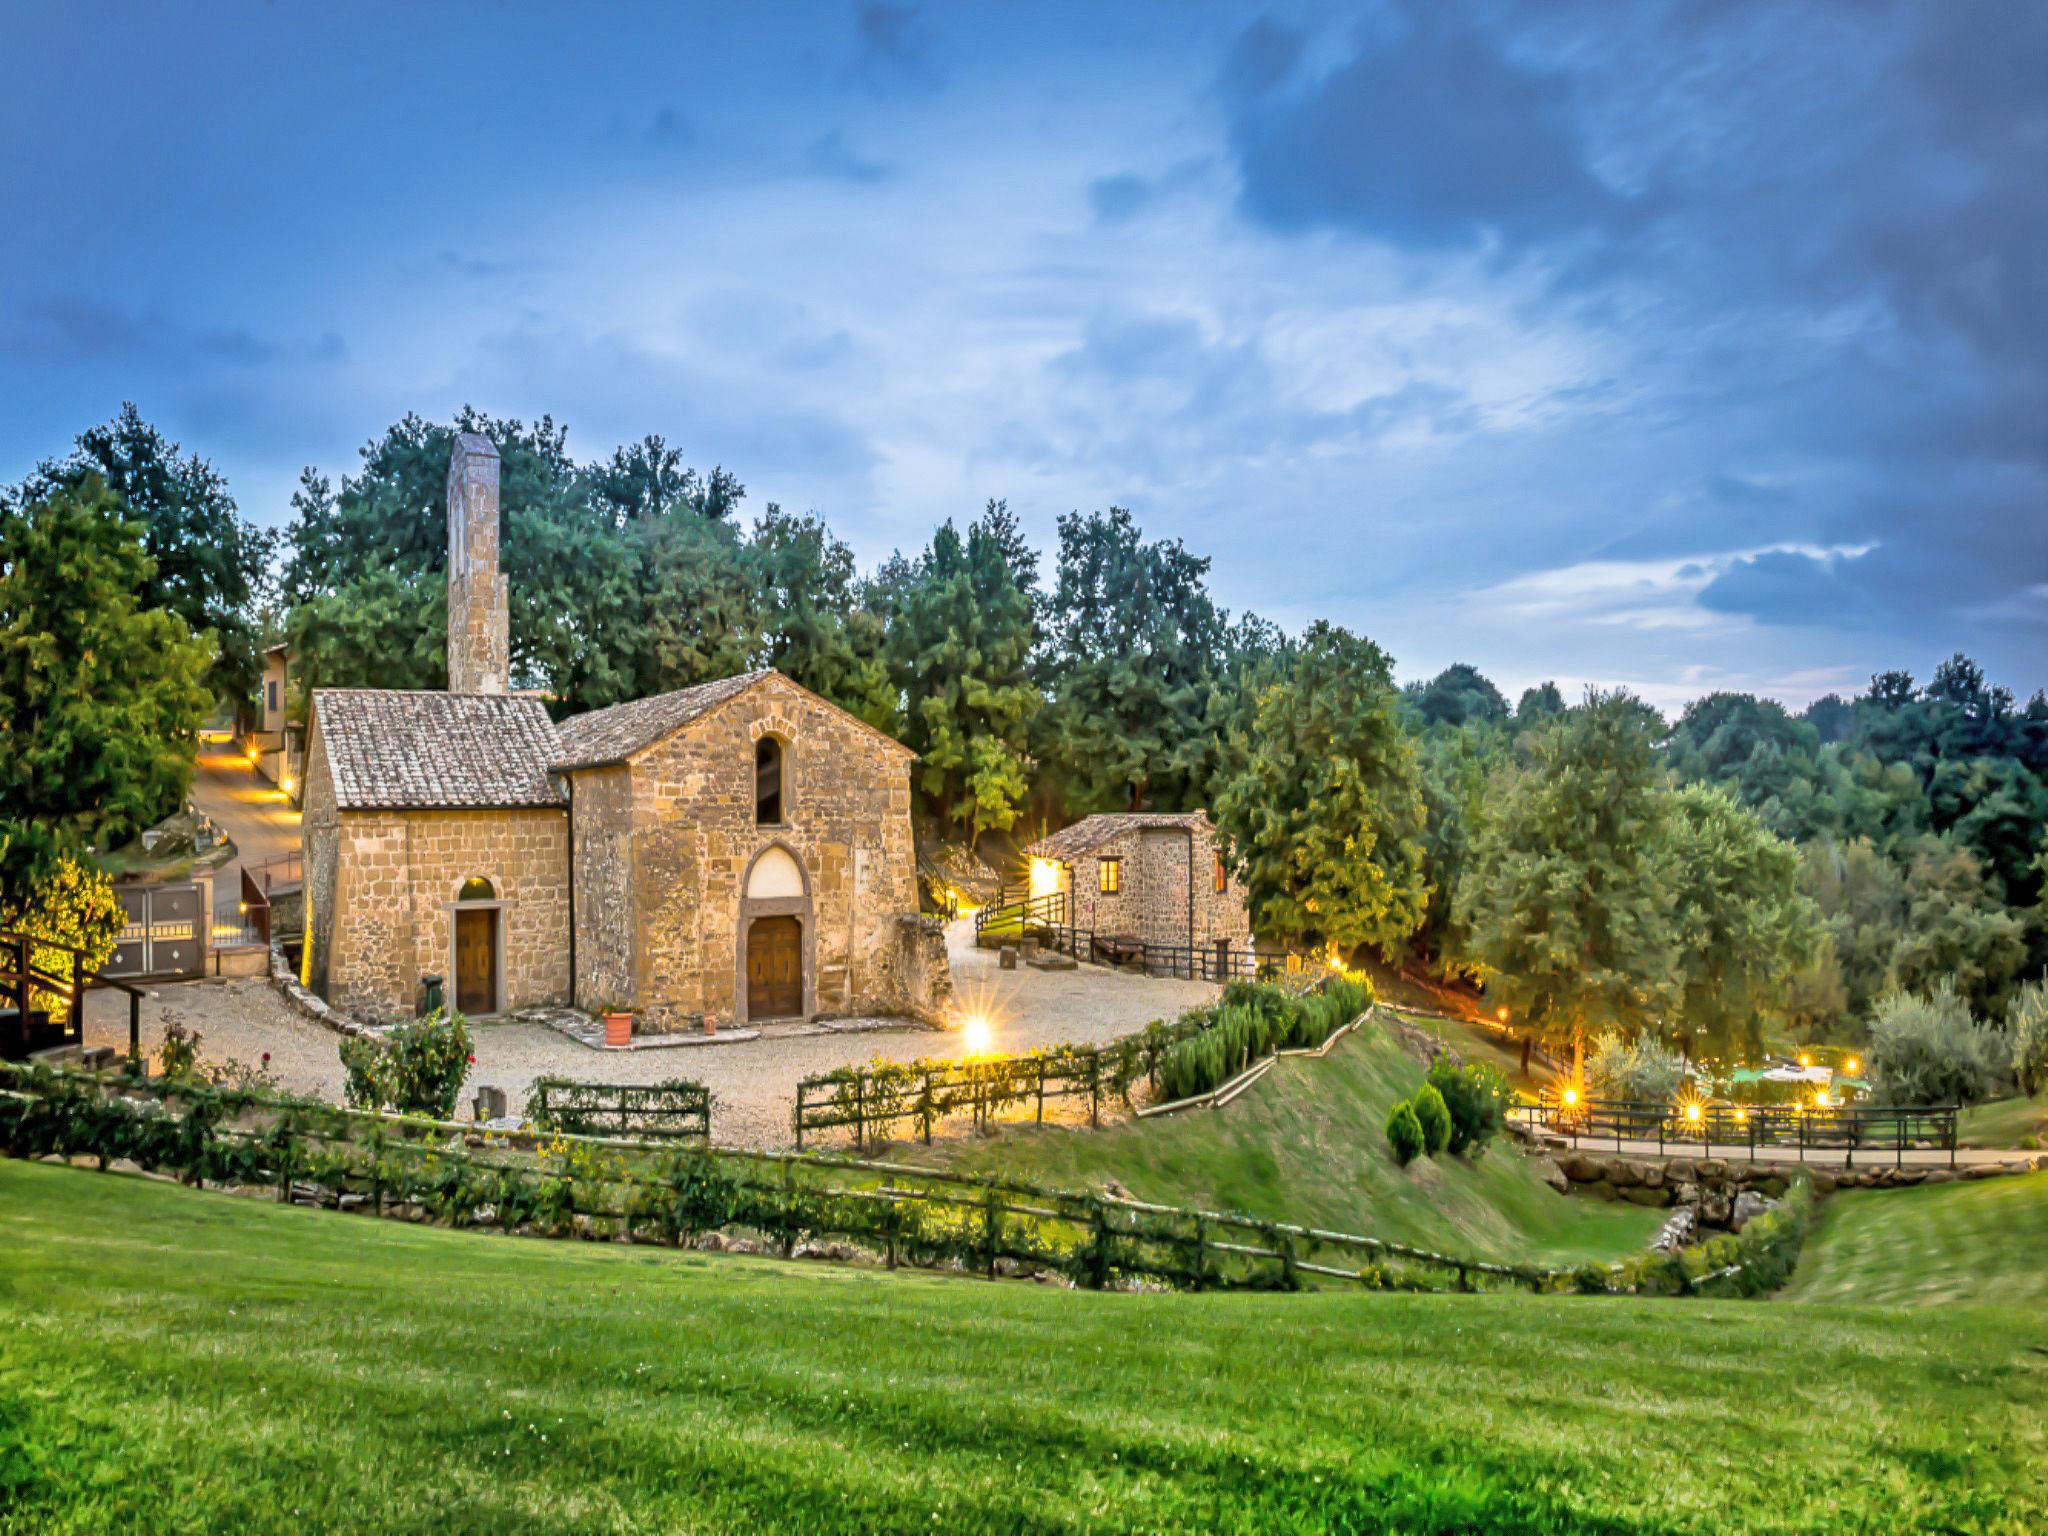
<box><xmin>1025</xmin><ymin>811</ymin><xmax>1214</xmax><ymax>862</ymax></box>
<box><xmin>313</xmin><ymin>690</ymin><xmax>565</xmax><ymax>810</ymax></box>
<box><xmin>549</xmin><ymin>670</ymin><xmax>775</xmax><ymax>771</ymax></box>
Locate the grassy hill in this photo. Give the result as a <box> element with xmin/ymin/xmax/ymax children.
<box><xmin>1958</xmin><ymin>1093</ymin><xmax>2048</xmax><ymax>1148</ymax></box>
<box><xmin>919</xmin><ymin>1013</ymin><xmax>1663</xmax><ymax>1266</ymax></box>
<box><xmin>1785</xmin><ymin>1168</ymin><xmax>2048</xmax><ymax>1308</ymax></box>
<box><xmin>3</xmin><ymin>1160</ymin><xmax>2045</xmax><ymax>1533</ymax></box>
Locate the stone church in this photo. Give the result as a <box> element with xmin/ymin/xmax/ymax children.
<box><xmin>302</xmin><ymin>435</ymin><xmax>946</xmax><ymax>1033</ymax></box>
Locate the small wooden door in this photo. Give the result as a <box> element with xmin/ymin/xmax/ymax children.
<box><xmin>455</xmin><ymin>908</ymin><xmax>496</xmax><ymax>1014</ymax></box>
<box><xmin>747</xmin><ymin>915</ymin><xmax>802</xmax><ymax>1019</ymax></box>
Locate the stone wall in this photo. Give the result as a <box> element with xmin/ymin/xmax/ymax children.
<box><xmin>301</xmin><ymin>718</ymin><xmax>339</xmax><ymax>995</ymax></box>
<box><xmin>1545</xmin><ymin>1149</ymin><xmax>2041</xmax><ymax>1212</ymax></box>
<box><xmin>323</xmin><ymin>807</ymin><xmax>570</xmax><ymax>1021</ymax></box>
<box><xmin>579</xmin><ymin>673</ymin><xmax>926</xmax><ymax>1031</ymax></box>
<box><xmin>445</xmin><ymin>434</ymin><xmax>509</xmax><ymax>695</ymax></box>
<box><xmin>569</xmin><ymin>765</ymin><xmax>635</xmax><ymax>1013</ymax></box>
<box><xmin>1056</xmin><ymin>818</ymin><xmax>1252</xmax><ymax>951</ymax></box>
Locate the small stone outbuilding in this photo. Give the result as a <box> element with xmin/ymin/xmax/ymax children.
<box><xmin>301</xmin><ymin>433</ymin><xmax>942</xmax><ymax>1031</ymax></box>
<box><xmin>1024</xmin><ymin>811</ymin><xmax>1252</xmax><ymax>962</ymax></box>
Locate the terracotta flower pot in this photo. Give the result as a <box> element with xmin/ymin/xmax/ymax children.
<box><xmin>603</xmin><ymin>1010</ymin><xmax>632</xmax><ymax>1048</ymax></box>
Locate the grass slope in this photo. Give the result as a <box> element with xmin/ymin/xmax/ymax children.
<box><xmin>1785</xmin><ymin>1168</ymin><xmax>2048</xmax><ymax>1308</ymax></box>
<box><xmin>923</xmin><ymin>1016</ymin><xmax>1662</xmax><ymax>1266</ymax></box>
<box><xmin>1959</xmin><ymin>1094</ymin><xmax>2048</xmax><ymax>1148</ymax></box>
<box><xmin>3</xmin><ymin>1161</ymin><xmax>2046</xmax><ymax>1534</ymax></box>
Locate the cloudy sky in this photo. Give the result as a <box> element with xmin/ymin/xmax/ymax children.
<box><xmin>4</xmin><ymin>0</ymin><xmax>2043</xmax><ymax>709</ymax></box>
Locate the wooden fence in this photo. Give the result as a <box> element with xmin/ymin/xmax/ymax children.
<box><xmin>525</xmin><ymin>1077</ymin><xmax>711</xmax><ymax>1141</ymax></box>
<box><xmin>0</xmin><ymin>1062</ymin><xmax>1573</xmax><ymax>1295</ymax></box>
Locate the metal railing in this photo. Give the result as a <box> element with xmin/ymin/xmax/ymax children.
<box><xmin>972</xmin><ymin>889</ymin><xmax>1066</xmax><ymax>939</ymax></box>
<box><xmin>1510</xmin><ymin>1097</ymin><xmax>1958</xmax><ymax>1167</ymax></box>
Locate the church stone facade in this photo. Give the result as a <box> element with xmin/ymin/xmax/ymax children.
<box><xmin>302</xmin><ymin>434</ymin><xmax>942</xmax><ymax>1031</ymax></box>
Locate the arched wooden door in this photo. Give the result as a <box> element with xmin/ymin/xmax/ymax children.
<box><xmin>746</xmin><ymin>914</ymin><xmax>802</xmax><ymax>1019</ymax></box>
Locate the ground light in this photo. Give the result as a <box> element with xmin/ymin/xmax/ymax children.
<box><xmin>960</xmin><ymin>1014</ymin><xmax>993</xmax><ymax>1057</ymax></box>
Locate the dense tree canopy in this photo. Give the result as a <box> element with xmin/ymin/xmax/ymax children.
<box><xmin>1213</xmin><ymin>622</ymin><xmax>1428</xmax><ymax>958</ymax></box>
<box><xmin>1455</xmin><ymin>692</ymin><xmax>1679</xmax><ymax>1067</ymax></box>
<box><xmin>0</xmin><ymin>477</ymin><xmax>213</xmax><ymax>848</ymax></box>
<box><xmin>25</xmin><ymin>404</ymin><xmax>273</xmax><ymax>717</ymax></box>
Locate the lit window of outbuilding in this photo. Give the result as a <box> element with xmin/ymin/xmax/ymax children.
<box><xmin>1098</xmin><ymin>856</ymin><xmax>1122</xmax><ymax>894</ymax></box>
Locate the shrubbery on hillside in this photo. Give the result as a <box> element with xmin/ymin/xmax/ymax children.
<box><xmin>1154</xmin><ymin>975</ymin><xmax>1370</xmax><ymax>1102</ymax></box>
<box><xmin>1868</xmin><ymin>978</ymin><xmax>2013</xmax><ymax>1106</ymax></box>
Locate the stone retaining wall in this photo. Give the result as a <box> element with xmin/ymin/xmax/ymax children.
<box><xmin>1545</xmin><ymin>1150</ymin><xmax>2044</xmax><ymax>1214</ymax></box>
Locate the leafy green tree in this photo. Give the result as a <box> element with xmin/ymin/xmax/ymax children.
<box><xmin>1792</xmin><ymin>838</ymin><xmax>1909</xmax><ymax>1037</ymax></box>
<box><xmin>1664</xmin><ymin>784</ymin><xmax>1815</xmax><ymax>1055</ymax></box>
<box><xmin>1887</xmin><ymin>836</ymin><xmax>2029</xmax><ymax>1017</ymax></box>
<box><xmin>1036</xmin><ymin>507</ymin><xmax>1231</xmax><ymax>815</ymax></box>
<box><xmin>1514</xmin><ymin>682</ymin><xmax>1565</xmax><ymax>724</ymax></box>
<box><xmin>24</xmin><ymin>404</ymin><xmax>273</xmax><ymax>718</ymax></box>
<box><xmin>1409</xmin><ymin>722</ymin><xmax>1505</xmax><ymax>975</ymax></box>
<box><xmin>0</xmin><ymin>477</ymin><xmax>213</xmax><ymax>847</ymax></box>
<box><xmin>1408</xmin><ymin>663</ymin><xmax>1509</xmax><ymax>729</ymax></box>
<box><xmin>748</xmin><ymin>505</ymin><xmax>894</xmax><ymax>730</ymax></box>
<box><xmin>1455</xmin><ymin>691</ymin><xmax>1678</xmax><ymax>1071</ymax></box>
<box><xmin>1212</xmin><ymin>622</ymin><xmax>1428</xmax><ymax>958</ymax></box>
<box><xmin>881</xmin><ymin>503</ymin><xmax>1042</xmax><ymax>835</ymax></box>
<box><xmin>586</xmin><ymin>435</ymin><xmax>742</xmax><ymax>524</ymax></box>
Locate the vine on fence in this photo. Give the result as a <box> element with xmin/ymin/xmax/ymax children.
<box><xmin>794</xmin><ymin>975</ymin><xmax>1373</xmax><ymax>1147</ymax></box>
<box><xmin>1</xmin><ymin>1061</ymin><xmax>1601</xmax><ymax>1296</ymax></box>
<box><xmin>526</xmin><ymin>1077</ymin><xmax>712</xmax><ymax>1141</ymax></box>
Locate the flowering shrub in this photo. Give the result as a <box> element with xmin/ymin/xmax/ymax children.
<box><xmin>0</xmin><ymin>848</ymin><xmax>124</xmax><ymax>1013</ymax></box>
<box><xmin>339</xmin><ymin>1009</ymin><xmax>473</xmax><ymax>1120</ymax></box>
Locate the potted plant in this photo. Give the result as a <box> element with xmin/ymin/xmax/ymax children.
<box><xmin>600</xmin><ymin>1002</ymin><xmax>633</xmax><ymax>1048</ymax></box>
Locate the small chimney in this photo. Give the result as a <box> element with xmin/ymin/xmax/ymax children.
<box><xmin>446</xmin><ymin>433</ymin><xmax>508</xmax><ymax>694</ymax></box>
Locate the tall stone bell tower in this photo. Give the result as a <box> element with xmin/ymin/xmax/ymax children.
<box><xmin>446</xmin><ymin>433</ymin><xmax>509</xmax><ymax>695</ymax></box>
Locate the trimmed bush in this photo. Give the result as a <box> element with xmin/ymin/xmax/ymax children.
<box><xmin>1411</xmin><ymin>1083</ymin><xmax>1452</xmax><ymax>1155</ymax></box>
<box><xmin>1426</xmin><ymin>1055</ymin><xmax>1510</xmax><ymax>1155</ymax></box>
<box><xmin>1154</xmin><ymin>975</ymin><xmax>1373</xmax><ymax>1102</ymax></box>
<box><xmin>1385</xmin><ymin>1099</ymin><xmax>1425</xmax><ymax>1165</ymax></box>
<box><xmin>339</xmin><ymin>1009</ymin><xmax>474</xmax><ymax>1120</ymax></box>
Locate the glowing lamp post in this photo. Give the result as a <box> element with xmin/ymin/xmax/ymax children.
<box><xmin>961</xmin><ymin>1014</ymin><xmax>992</xmax><ymax>1057</ymax></box>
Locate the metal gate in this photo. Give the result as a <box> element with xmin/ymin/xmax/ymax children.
<box><xmin>106</xmin><ymin>883</ymin><xmax>203</xmax><ymax>981</ymax></box>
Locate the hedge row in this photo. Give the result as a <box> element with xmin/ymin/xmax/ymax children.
<box><xmin>1155</xmin><ymin>976</ymin><xmax>1371</xmax><ymax>1102</ymax></box>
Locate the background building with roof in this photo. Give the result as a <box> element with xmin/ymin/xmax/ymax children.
<box><xmin>1024</xmin><ymin>811</ymin><xmax>1251</xmax><ymax>964</ymax></box>
<box><xmin>300</xmin><ymin>434</ymin><xmax>937</xmax><ymax>1031</ymax></box>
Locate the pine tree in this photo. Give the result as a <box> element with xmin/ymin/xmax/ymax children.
<box><xmin>1212</xmin><ymin>622</ymin><xmax>1428</xmax><ymax>957</ymax></box>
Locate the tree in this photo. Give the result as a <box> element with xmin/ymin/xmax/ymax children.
<box><xmin>1887</xmin><ymin>835</ymin><xmax>2029</xmax><ymax>1017</ymax></box>
<box><xmin>25</xmin><ymin>404</ymin><xmax>273</xmax><ymax>718</ymax></box>
<box><xmin>748</xmin><ymin>505</ymin><xmax>894</xmax><ymax>731</ymax></box>
<box><xmin>1036</xmin><ymin>507</ymin><xmax>1231</xmax><ymax>816</ymax></box>
<box><xmin>0</xmin><ymin>477</ymin><xmax>213</xmax><ymax>847</ymax></box>
<box><xmin>1409</xmin><ymin>721</ymin><xmax>1505</xmax><ymax>975</ymax></box>
<box><xmin>1212</xmin><ymin>622</ymin><xmax>1428</xmax><ymax>959</ymax></box>
<box><xmin>1663</xmin><ymin>784</ymin><xmax>1815</xmax><ymax>1056</ymax></box>
<box><xmin>0</xmin><ymin>828</ymin><xmax>124</xmax><ymax>1010</ymax></box>
<box><xmin>1408</xmin><ymin>663</ymin><xmax>1509</xmax><ymax>729</ymax></box>
<box><xmin>1515</xmin><ymin>682</ymin><xmax>1565</xmax><ymax>724</ymax></box>
<box><xmin>1455</xmin><ymin>691</ymin><xmax>1678</xmax><ymax>1071</ymax></box>
<box><xmin>881</xmin><ymin>503</ymin><xmax>1042</xmax><ymax>835</ymax></box>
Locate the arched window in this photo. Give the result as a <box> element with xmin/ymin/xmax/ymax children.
<box><xmin>755</xmin><ymin>737</ymin><xmax>785</xmax><ymax>825</ymax></box>
<box><xmin>457</xmin><ymin>876</ymin><xmax>496</xmax><ymax>902</ymax></box>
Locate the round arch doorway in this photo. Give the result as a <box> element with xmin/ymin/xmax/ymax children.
<box><xmin>738</xmin><ymin>844</ymin><xmax>812</xmax><ymax>1023</ymax></box>
<box><xmin>450</xmin><ymin>875</ymin><xmax>504</xmax><ymax>1016</ymax></box>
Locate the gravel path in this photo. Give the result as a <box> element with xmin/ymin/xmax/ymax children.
<box><xmin>82</xmin><ymin>922</ymin><xmax>1223</xmax><ymax>1149</ymax></box>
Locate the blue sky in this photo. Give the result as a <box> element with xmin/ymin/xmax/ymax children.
<box><xmin>4</xmin><ymin>0</ymin><xmax>2043</xmax><ymax>711</ymax></box>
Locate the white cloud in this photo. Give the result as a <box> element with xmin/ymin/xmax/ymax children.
<box><xmin>1467</xmin><ymin>542</ymin><xmax>1874</xmax><ymax>633</ymax></box>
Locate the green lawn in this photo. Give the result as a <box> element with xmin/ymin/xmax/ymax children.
<box><xmin>1959</xmin><ymin>1094</ymin><xmax>2048</xmax><ymax>1148</ymax></box>
<box><xmin>1784</xmin><ymin>1168</ymin><xmax>2048</xmax><ymax>1308</ymax></box>
<box><xmin>2</xmin><ymin>1160</ymin><xmax>2044</xmax><ymax>1533</ymax></box>
<box><xmin>921</xmin><ymin>1016</ymin><xmax>1664</xmax><ymax>1266</ymax></box>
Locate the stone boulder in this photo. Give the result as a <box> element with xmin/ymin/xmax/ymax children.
<box><xmin>1534</xmin><ymin>1157</ymin><xmax>1570</xmax><ymax>1195</ymax></box>
<box><xmin>1702</xmin><ymin>1190</ymin><xmax>1733</xmax><ymax>1226</ymax></box>
<box><xmin>1731</xmin><ymin>1190</ymin><xmax>1775</xmax><ymax>1232</ymax></box>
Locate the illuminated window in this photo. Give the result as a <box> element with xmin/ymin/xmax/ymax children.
<box><xmin>1214</xmin><ymin>854</ymin><xmax>1227</xmax><ymax>893</ymax></box>
<box><xmin>1098</xmin><ymin>857</ymin><xmax>1122</xmax><ymax>894</ymax></box>
<box><xmin>755</xmin><ymin>737</ymin><xmax>785</xmax><ymax>825</ymax></box>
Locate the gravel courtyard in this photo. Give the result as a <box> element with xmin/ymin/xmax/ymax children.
<box><xmin>81</xmin><ymin>921</ymin><xmax>1222</xmax><ymax>1149</ymax></box>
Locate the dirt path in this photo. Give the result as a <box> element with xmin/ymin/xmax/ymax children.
<box><xmin>186</xmin><ymin>748</ymin><xmax>300</xmax><ymax>893</ymax></box>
